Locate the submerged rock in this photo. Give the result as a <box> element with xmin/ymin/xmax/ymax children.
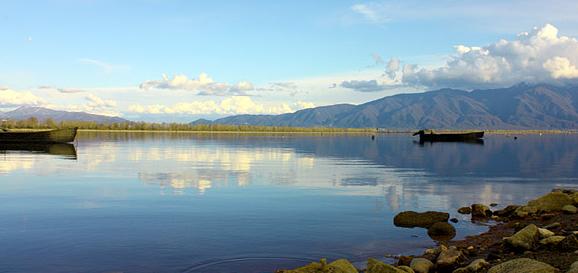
<box><xmin>427</xmin><ymin>222</ymin><xmax>456</xmax><ymax>241</ymax></box>
<box><xmin>487</xmin><ymin>258</ymin><xmax>558</xmax><ymax>273</ymax></box>
<box><xmin>366</xmin><ymin>258</ymin><xmax>406</xmax><ymax>273</ymax></box>
<box><xmin>393</xmin><ymin>211</ymin><xmax>449</xmax><ymax>228</ymax></box>
<box><xmin>504</xmin><ymin>224</ymin><xmax>539</xmax><ymax>250</ymax></box>
<box><xmin>277</xmin><ymin>258</ymin><xmax>358</xmax><ymax>273</ymax></box>
<box><xmin>409</xmin><ymin>258</ymin><xmax>433</xmax><ymax>273</ymax></box>
<box><xmin>458</xmin><ymin>207</ymin><xmax>472</xmax><ymax>214</ymax></box>
<box><xmin>453</xmin><ymin>259</ymin><xmax>489</xmax><ymax>273</ymax></box>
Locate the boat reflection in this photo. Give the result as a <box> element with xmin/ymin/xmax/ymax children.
<box><xmin>0</xmin><ymin>143</ymin><xmax>77</xmax><ymax>159</ymax></box>
<box><xmin>414</xmin><ymin>139</ymin><xmax>484</xmax><ymax>145</ymax></box>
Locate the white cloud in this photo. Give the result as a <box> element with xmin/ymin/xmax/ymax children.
<box><xmin>128</xmin><ymin>96</ymin><xmax>314</xmax><ymax>116</ymax></box>
<box><xmin>140</xmin><ymin>73</ymin><xmax>255</xmax><ymax>96</ymax></box>
<box><xmin>341</xmin><ymin>24</ymin><xmax>578</xmax><ymax>91</ymax></box>
<box><xmin>351</xmin><ymin>3</ymin><xmax>389</xmax><ymax>24</ymax></box>
<box><xmin>543</xmin><ymin>56</ymin><xmax>578</xmax><ymax>79</ymax></box>
<box><xmin>38</xmin><ymin>86</ymin><xmax>86</xmax><ymax>94</ymax></box>
<box><xmin>60</xmin><ymin>94</ymin><xmax>120</xmax><ymax>117</ymax></box>
<box><xmin>78</xmin><ymin>58</ymin><xmax>130</xmax><ymax>73</ymax></box>
<box><xmin>402</xmin><ymin>24</ymin><xmax>578</xmax><ymax>88</ymax></box>
<box><xmin>0</xmin><ymin>89</ymin><xmax>45</xmax><ymax>107</ymax></box>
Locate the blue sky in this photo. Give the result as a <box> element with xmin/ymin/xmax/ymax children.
<box><xmin>2</xmin><ymin>0</ymin><xmax>578</xmax><ymax>121</ymax></box>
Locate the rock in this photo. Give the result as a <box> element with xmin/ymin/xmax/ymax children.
<box><xmin>567</xmin><ymin>261</ymin><xmax>578</xmax><ymax>273</ymax></box>
<box><xmin>278</xmin><ymin>258</ymin><xmax>358</xmax><ymax>273</ymax></box>
<box><xmin>493</xmin><ymin>205</ymin><xmax>519</xmax><ymax>218</ymax></box>
<box><xmin>538</xmin><ymin>228</ymin><xmax>555</xmax><ymax>238</ymax></box>
<box><xmin>397</xmin><ymin>256</ymin><xmax>413</xmax><ymax>266</ymax></box>
<box><xmin>423</xmin><ymin>248</ymin><xmax>436</xmax><ymax>256</ymax></box>
<box><xmin>490</xmin><ymin>203</ymin><xmax>498</xmax><ymax>207</ymax></box>
<box><xmin>539</xmin><ymin>236</ymin><xmax>566</xmax><ymax>245</ymax></box>
<box><xmin>367</xmin><ymin>258</ymin><xmax>406</xmax><ymax>273</ymax></box>
<box><xmin>437</xmin><ymin>246</ymin><xmax>465</xmax><ymax>269</ymax></box>
<box><xmin>543</xmin><ymin>222</ymin><xmax>561</xmax><ymax>230</ymax></box>
<box><xmin>409</xmin><ymin>258</ymin><xmax>434</xmax><ymax>273</ymax></box>
<box><xmin>458</xmin><ymin>207</ymin><xmax>472</xmax><ymax>214</ymax></box>
<box><xmin>453</xmin><ymin>259</ymin><xmax>490</xmax><ymax>273</ymax></box>
<box><xmin>572</xmin><ymin>192</ymin><xmax>578</xmax><ymax>205</ymax></box>
<box><xmin>504</xmin><ymin>224</ymin><xmax>539</xmax><ymax>250</ymax></box>
<box><xmin>562</xmin><ymin>205</ymin><xmax>577</xmax><ymax>214</ymax></box>
<box><xmin>393</xmin><ymin>211</ymin><xmax>450</xmax><ymax>228</ymax></box>
<box><xmin>514</xmin><ymin>206</ymin><xmax>539</xmax><ymax>218</ymax></box>
<box><xmin>557</xmin><ymin>234</ymin><xmax>578</xmax><ymax>251</ymax></box>
<box><xmin>487</xmin><ymin>258</ymin><xmax>558</xmax><ymax>273</ymax></box>
<box><xmin>471</xmin><ymin>204</ymin><xmax>492</xmax><ymax>218</ymax></box>
<box><xmin>397</xmin><ymin>266</ymin><xmax>415</xmax><ymax>273</ymax></box>
<box><xmin>427</xmin><ymin>222</ymin><xmax>456</xmax><ymax>241</ymax></box>
<box><xmin>450</xmin><ymin>218</ymin><xmax>459</xmax><ymax>223</ymax></box>
<box><xmin>527</xmin><ymin>192</ymin><xmax>573</xmax><ymax>212</ymax></box>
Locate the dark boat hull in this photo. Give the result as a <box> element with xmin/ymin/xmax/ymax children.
<box><xmin>417</xmin><ymin>131</ymin><xmax>484</xmax><ymax>142</ymax></box>
<box><xmin>0</xmin><ymin>128</ymin><xmax>78</xmax><ymax>143</ymax></box>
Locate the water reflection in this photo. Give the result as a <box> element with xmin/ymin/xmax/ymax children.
<box><xmin>1</xmin><ymin>132</ymin><xmax>577</xmax><ymax>273</ymax></box>
<box><xmin>0</xmin><ymin>143</ymin><xmax>77</xmax><ymax>159</ymax></box>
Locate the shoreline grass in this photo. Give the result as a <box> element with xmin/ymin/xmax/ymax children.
<box><xmin>2</xmin><ymin>118</ymin><xmax>576</xmax><ymax>135</ymax></box>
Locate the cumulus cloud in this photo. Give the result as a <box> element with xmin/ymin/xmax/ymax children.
<box><xmin>401</xmin><ymin>24</ymin><xmax>578</xmax><ymax>89</ymax></box>
<box><xmin>128</xmin><ymin>97</ymin><xmax>314</xmax><ymax>116</ymax></box>
<box><xmin>140</xmin><ymin>73</ymin><xmax>255</xmax><ymax>96</ymax></box>
<box><xmin>61</xmin><ymin>94</ymin><xmax>120</xmax><ymax>117</ymax></box>
<box><xmin>0</xmin><ymin>89</ymin><xmax>45</xmax><ymax>107</ymax></box>
<box><xmin>543</xmin><ymin>57</ymin><xmax>578</xmax><ymax>79</ymax></box>
<box><xmin>385</xmin><ymin>58</ymin><xmax>400</xmax><ymax>78</ymax></box>
<box><xmin>341</xmin><ymin>24</ymin><xmax>578</xmax><ymax>91</ymax></box>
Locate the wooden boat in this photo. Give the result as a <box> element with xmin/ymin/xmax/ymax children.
<box><xmin>413</xmin><ymin>130</ymin><xmax>484</xmax><ymax>142</ymax></box>
<box><xmin>0</xmin><ymin>128</ymin><xmax>78</xmax><ymax>143</ymax></box>
<box><xmin>0</xmin><ymin>143</ymin><xmax>77</xmax><ymax>159</ymax></box>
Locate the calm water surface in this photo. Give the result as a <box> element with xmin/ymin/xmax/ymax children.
<box><xmin>1</xmin><ymin>132</ymin><xmax>578</xmax><ymax>273</ymax></box>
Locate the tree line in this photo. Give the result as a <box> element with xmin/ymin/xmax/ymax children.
<box><xmin>0</xmin><ymin>117</ymin><xmax>380</xmax><ymax>133</ymax></box>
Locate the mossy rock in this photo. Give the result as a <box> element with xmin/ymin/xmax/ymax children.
<box><xmin>504</xmin><ymin>224</ymin><xmax>539</xmax><ymax>250</ymax></box>
<box><xmin>393</xmin><ymin>211</ymin><xmax>449</xmax><ymax>228</ymax></box>
<box><xmin>471</xmin><ymin>204</ymin><xmax>492</xmax><ymax>218</ymax></box>
<box><xmin>409</xmin><ymin>258</ymin><xmax>433</xmax><ymax>273</ymax></box>
<box><xmin>367</xmin><ymin>258</ymin><xmax>407</xmax><ymax>273</ymax></box>
<box><xmin>527</xmin><ymin>192</ymin><xmax>573</xmax><ymax>212</ymax></box>
<box><xmin>493</xmin><ymin>205</ymin><xmax>519</xmax><ymax>217</ymax></box>
<box><xmin>278</xmin><ymin>258</ymin><xmax>358</xmax><ymax>273</ymax></box>
<box><xmin>487</xmin><ymin>258</ymin><xmax>558</xmax><ymax>273</ymax></box>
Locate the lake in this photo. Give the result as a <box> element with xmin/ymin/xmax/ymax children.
<box><xmin>1</xmin><ymin>132</ymin><xmax>577</xmax><ymax>273</ymax></box>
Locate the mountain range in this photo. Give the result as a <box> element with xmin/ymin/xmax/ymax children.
<box><xmin>193</xmin><ymin>83</ymin><xmax>578</xmax><ymax>129</ymax></box>
<box><xmin>0</xmin><ymin>106</ymin><xmax>128</xmax><ymax>124</ymax></box>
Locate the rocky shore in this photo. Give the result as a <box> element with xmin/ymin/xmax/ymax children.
<box><xmin>276</xmin><ymin>189</ymin><xmax>578</xmax><ymax>273</ymax></box>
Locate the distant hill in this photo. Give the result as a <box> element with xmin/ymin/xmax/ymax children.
<box><xmin>0</xmin><ymin>106</ymin><xmax>129</xmax><ymax>124</ymax></box>
<box><xmin>192</xmin><ymin>84</ymin><xmax>578</xmax><ymax>129</ymax></box>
